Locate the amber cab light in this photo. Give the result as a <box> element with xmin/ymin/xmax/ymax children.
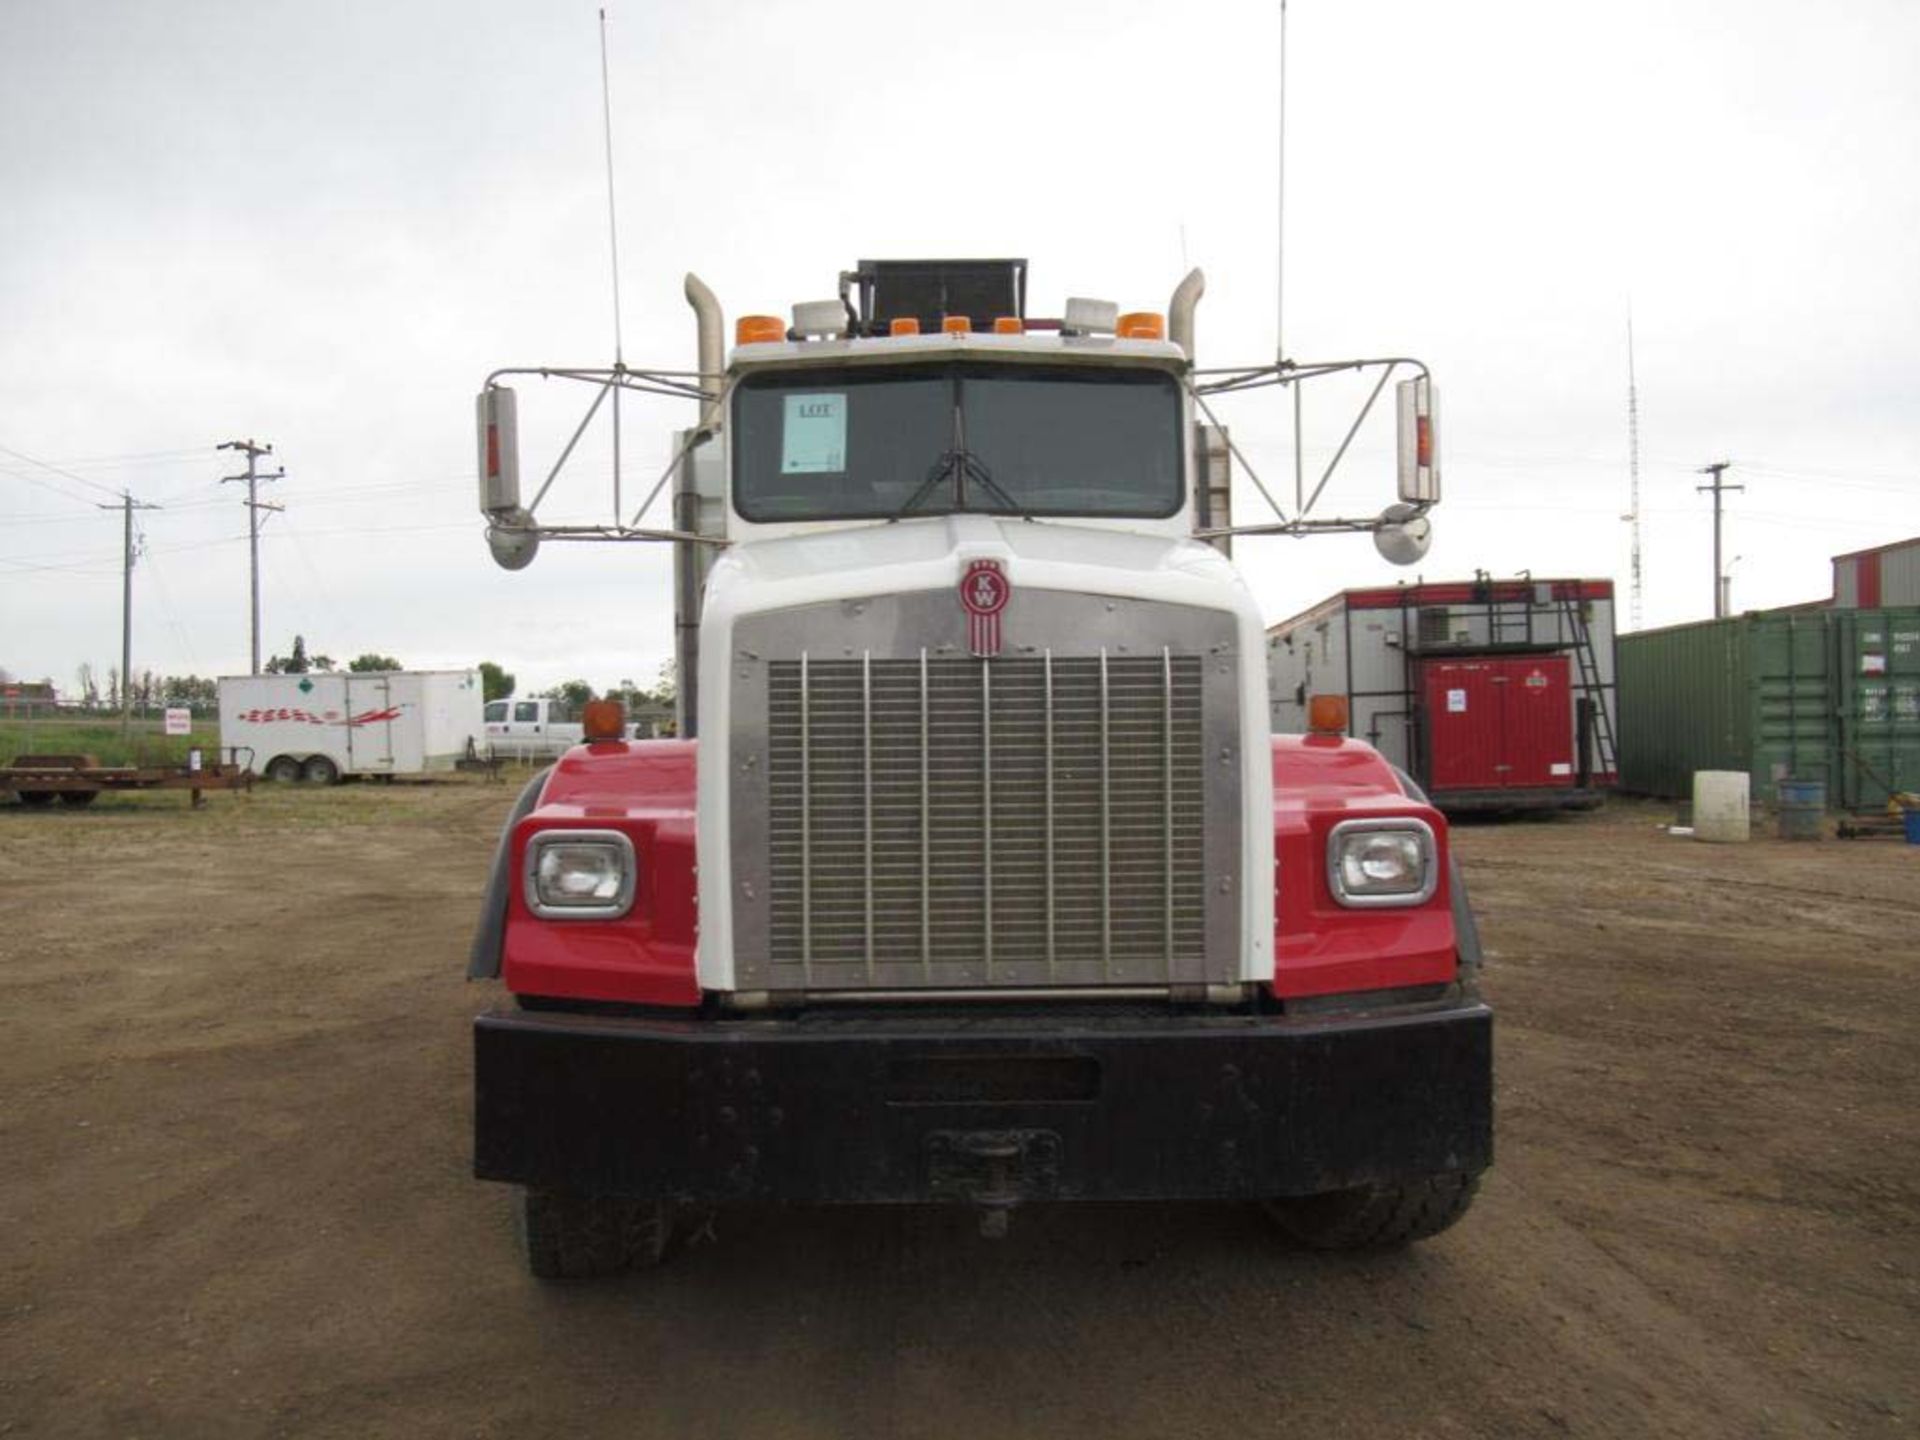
<box><xmin>941</xmin><ymin>316</ymin><xmax>972</xmax><ymax>334</ymax></box>
<box><xmin>1308</xmin><ymin>694</ymin><xmax>1349</xmax><ymax>735</ymax></box>
<box><xmin>889</xmin><ymin>317</ymin><xmax>921</xmax><ymax>336</ymax></box>
<box><xmin>735</xmin><ymin>315</ymin><xmax>786</xmax><ymax>345</ymax></box>
<box><xmin>992</xmin><ymin>316</ymin><xmax>1024</xmax><ymax>334</ymax></box>
<box><xmin>583</xmin><ymin>698</ymin><xmax>627</xmax><ymax>741</ymax></box>
<box><xmin>1116</xmin><ymin>311</ymin><xmax>1166</xmax><ymax>340</ymax></box>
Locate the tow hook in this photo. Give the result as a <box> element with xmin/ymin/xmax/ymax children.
<box><xmin>926</xmin><ymin>1129</ymin><xmax>1062</xmax><ymax>1239</ymax></box>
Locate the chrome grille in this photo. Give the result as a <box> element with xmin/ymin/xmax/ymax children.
<box><xmin>764</xmin><ymin>650</ymin><xmax>1207</xmax><ymax>987</ymax></box>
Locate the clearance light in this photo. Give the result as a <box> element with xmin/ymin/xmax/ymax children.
<box><xmin>1307</xmin><ymin>694</ymin><xmax>1349</xmax><ymax>735</ymax></box>
<box><xmin>736</xmin><ymin>315</ymin><xmax>786</xmax><ymax>345</ymax></box>
<box><xmin>942</xmin><ymin>316</ymin><xmax>973</xmax><ymax>334</ymax></box>
<box><xmin>525</xmin><ymin>830</ymin><xmax>637</xmax><ymax>919</ymax></box>
<box><xmin>890</xmin><ymin>318</ymin><xmax>921</xmax><ymax>336</ymax></box>
<box><xmin>582</xmin><ymin>698</ymin><xmax>626</xmax><ymax>741</ymax></box>
<box><xmin>1327</xmin><ymin>818</ymin><xmax>1437</xmax><ymax>908</ymax></box>
<box><xmin>1116</xmin><ymin>311</ymin><xmax>1166</xmax><ymax>340</ymax></box>
<box><xmin>992</xmin><ymin>316</ymin><xmax>1024</xmax><ymax>334</ymax></box>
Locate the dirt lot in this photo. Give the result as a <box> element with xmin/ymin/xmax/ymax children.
<box><xmin>1</xmin><ymin>780</ymin><xmax>1914</xmax><ymax>1438</ymax></box>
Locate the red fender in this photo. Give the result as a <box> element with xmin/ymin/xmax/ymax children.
<box><xmin>1270</xmin><ymin>735</ymin><xmax>1459</xmax><ymax>998</ymax></box>
<box><xmin>501</xmin><ymin>740</ymin><xmax>701</xmax><ymax>1007</ymax></box>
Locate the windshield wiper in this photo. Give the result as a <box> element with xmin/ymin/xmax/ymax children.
<box><xmin>890</xmin><ymin>447</ymin><xmax>1030</xmax><ymax>521</ymax></box>
<box><xmin>889</xmin><ymin>378</ymin><xmax>1032</xmax><ymax>521</ymax></box>
<box><xmin>891</xmin><ymin>447</ymin><xmax>963</xmax><ymax>520</ymax></box>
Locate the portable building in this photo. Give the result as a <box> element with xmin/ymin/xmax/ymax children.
<box><xmin>1617</xmin><ymin>607</ymin><xmax>1920</xmax><ymax>809</ymax></box>
<box><xmin>1267</xmin><ymin>577</ymin><xmax>1617</xmax><ymax>811</ymax></box>
<box><xmin>1832</xmin><ymin>535</ymin><xmax>1920</xmax><ymax>609</ymax></box>
<box><xmin>219</xmin><ymin>670</ymin><xmax>484</xmax><ymax>784</ymax></box>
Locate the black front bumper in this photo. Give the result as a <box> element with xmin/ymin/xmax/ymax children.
<box><xmin>474</xmin><ymin>999</ymin><xmax>1492</xmax><ymax>1206</ymax></box>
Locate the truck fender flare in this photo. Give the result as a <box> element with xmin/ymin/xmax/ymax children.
<box><xmin>467</xmin><ymin>766</ymin><xmax>554</xmax><ymax>980</ymax></box>
<box><xmin>1391</xmin><ymin>764</ymin><xmax>1482</xmax><ymax>976</ymax></box>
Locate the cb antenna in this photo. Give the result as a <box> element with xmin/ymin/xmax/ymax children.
<box><xmin>599</xmin><ymin>8</ymin><xmax>626</xmax><ymax>519</ymax></box>
<box><xmin>1275</xmin><ymin>0</ymin><xmax>1288</xmax><ymax>366</ymax></box>
<box><xmin>599</xmin><ymin>8</ymin><xmax>625</xmax><ymax>366</ymax></box>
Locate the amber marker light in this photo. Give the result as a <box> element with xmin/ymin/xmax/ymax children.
<box><xmin>889</xmin><ymin>317</ymin><xmax>921</xmax><ymax>336</ymax></box>
<box><xmin>735</xmin><ymin>315</ymin><xmax>786</xmax><ymax>345</ymax></box>
<box><xmin>1307</xmin><ymin>694</ymin><xmax>1349</xmax><ymax>735</ymax></box>
<box><xmin>1115</xmin><ymin>311</ymin><xmax>1166</xmax><ymax>340</ymax></box>
<box><xmin>583</xmin><ymin>698</ymin><xmax>627</xmax><ymax>741</ymax></box>
<box><xmin>992</xmin><ymin>316</ymin><xmax>1024</xmax><ymax>334</ymax></box>
<box><xmin>941</xmin><ymin>316</ymin><xmax>973</xmax><ymax>334</ymax></box>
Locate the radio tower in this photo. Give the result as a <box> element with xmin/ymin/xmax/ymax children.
<box><xmin>1622</xmin><ymin>311</ymin><xmax>1643</xmax><ymax>631</ymax></box>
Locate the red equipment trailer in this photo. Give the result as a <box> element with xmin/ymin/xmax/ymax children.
<box><xmin>1269</xmin><ymin>576</ymin><xmax>1617</xmax><ymax>813</ymax></box>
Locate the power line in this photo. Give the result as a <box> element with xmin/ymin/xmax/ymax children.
<box><xmin>0</xmin><ymin>440</ymin><xmax>126</xmax><ymax>500</ymax></box>
<box><xmin>0</xmin><ymin>463</ymin><xmax>101</xmax><ymax>510</ymax></box>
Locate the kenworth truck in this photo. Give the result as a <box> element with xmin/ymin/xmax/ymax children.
<box><xmin>468</xmin><ymin>258</ymin><xmax>1491</xmax><ymax>1278</ymax></box>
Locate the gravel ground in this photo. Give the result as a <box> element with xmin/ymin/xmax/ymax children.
<box><xmin>1</xmin><ymin>781</ymin><xmax>1913</xmax><ymax>1438</ymax></box>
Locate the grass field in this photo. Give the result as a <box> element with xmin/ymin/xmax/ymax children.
<box><xmin>0</xmin><ymin>717</ymin><xmax>222</xmax><ymax>768</ymax></box>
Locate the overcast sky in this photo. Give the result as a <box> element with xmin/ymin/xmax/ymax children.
<box><xmin>3</xmin><ymin>0</ymin><xmax>1917</xmax><ymax>695</ymax></box>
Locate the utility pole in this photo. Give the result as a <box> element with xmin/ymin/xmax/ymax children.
<box><xmin>98</xmin><ymin>491</ymin><xmax>161</xmax><ymax>737</ymax></box>
<box><xmin>219</xmin><ymin>439</ymin><xmax>285</xmax><ymax>674</ymax></box>
<box><xmin>1696</xmin><ymin>461</ymin><xmax>1742</xmax><ymax>619</ymax></box>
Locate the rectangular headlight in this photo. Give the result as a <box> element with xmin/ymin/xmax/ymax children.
<box><xmin>1327</xmin><ymin>818</ymin><xmax>1438</xmax><ymax>907</ymax></box>
<box><xmin>524</xmin><ymin>830</ymin><xmax>637</xmax><ymax>919</ymax></box>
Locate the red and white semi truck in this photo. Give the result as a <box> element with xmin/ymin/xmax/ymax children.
<box><xmin>467</xmin><ymin>258</ymin><xmax>1491</xmax><ymax>1277</ymax></box>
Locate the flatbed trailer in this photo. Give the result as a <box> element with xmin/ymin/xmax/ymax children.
<box><xmin>0</xmin><ymin>753</ymin><xmax>253</xmax><ymax>809</ymax></box>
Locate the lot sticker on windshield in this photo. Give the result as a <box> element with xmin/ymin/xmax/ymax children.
<box><xmin>781</xmin><ymin>393</ymin><xmax>847</xmax><ymax>474</ymax></box>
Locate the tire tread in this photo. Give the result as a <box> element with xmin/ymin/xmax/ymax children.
<box><xmin>1267</xmin><ymin>1171</ymin><xmax>1480</xmax><ymax>1251</ymax></box>
<box><xmin>520</xmin><ymin>1189</ymin><xmax>671</xmax><ymax>1280</ymax></box>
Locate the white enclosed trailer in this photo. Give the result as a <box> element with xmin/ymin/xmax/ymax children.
<box><xmin>218</xmin><ymin>670</ymin><xmax>484</xmax><ymax>784</ymax></box>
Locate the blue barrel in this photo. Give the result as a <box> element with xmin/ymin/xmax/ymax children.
<box><xmin>1777</xmin><ymin>778</ymin><xmax>1826</xmax><ymax>840</ymax></box>
<box><xmin>1904</xmin><ymin>807</ymin><xmax>1920</xmax><ymax>846</ymax></box>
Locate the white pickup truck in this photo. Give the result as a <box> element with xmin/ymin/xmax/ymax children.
<box><xmin>481</xmin><ymin>696</ymin><xmax>585</xmax><ymax>760</ymax></box>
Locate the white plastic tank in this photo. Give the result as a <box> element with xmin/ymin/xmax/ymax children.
<box><xmin>1693</xmin><ymin>770</ymin><xmax>1751</xmax><ymax>843</ymax></box>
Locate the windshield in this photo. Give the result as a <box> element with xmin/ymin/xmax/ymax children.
<box><xmin>733</xmin><ymin>362</ymin><xmax>1183</xmax><ymax>522</ymax></box>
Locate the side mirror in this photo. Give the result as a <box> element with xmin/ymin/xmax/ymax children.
<box><xmin>1395</xmin><ymin>376</ymin><xmax>1439</xmax><ymax>503</ymax></box>
<box><xmin>476</xmin><ymin>386</ymin><xmax>521</xmax><ymax>514</ymax></box>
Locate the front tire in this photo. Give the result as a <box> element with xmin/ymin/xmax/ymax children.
<box><xmin>518</xmin><ymin>1189</ymin><xmax>671</xmax><ymax>1280</ymax></box>
<box><xmin>1265</xmin><ymin>1171</ymin><xmax>1481</xmax><ymax>1251</ymax></box>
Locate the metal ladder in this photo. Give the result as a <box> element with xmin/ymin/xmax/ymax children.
<box><xmin>1560</xmin><ymin>597</ymin><xmax>1617</xmax><ymax>779</ymax></box>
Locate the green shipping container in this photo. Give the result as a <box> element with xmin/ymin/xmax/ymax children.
<box><xmin>1618</xmin><ymin>607</ymin><xmax>1920</xmax><ymax>809</ymax></box>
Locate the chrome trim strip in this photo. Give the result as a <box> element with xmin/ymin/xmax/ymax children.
<box><xmin>981</xmin><ymin>657</ymin><xmax>994</xmax><ymax>980</ymax></box>
<box><xmin>862</xmin><ymin>648</ymin><xmax>875</xmax><ymax>980</ymax></box>
<box><xmin>1163</xmin><ymin>644</ymin><xmax>1175</xmax><ymax>968</ymax></box>
<box><xmin>919</xmin><ymin>646</ymin><xmax>931</xmax><ymax>976</ymax></box>
<box><xmin>800</xmin><ymin>649</ymin><xmax>812</xmax><ymax>980</ymax></box>
<box><xmin>1044</xmin><ymin>647</ymin><xmax>1055</xmax><ymax>978</ymax></box>
<box><xmin>1099</xmin><ymin>646</ymin><xmax>1111</xmax><ymax>976</ymax></box>
<box><xmin>760</xmin><ymin>985</ymin><xmax>1181</xmax><ymax>1006</ymax></box>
